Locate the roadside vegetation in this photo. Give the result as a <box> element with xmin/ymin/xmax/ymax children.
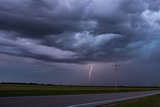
<box><xmin>102</xmin><ymin>94</ymin><xmax>160</xmax><ymax>107</ymax></box>
<box><xmin>0</xmin><ymin>83</ymin><xmax>159</xmax><ymax>97</ymax></box>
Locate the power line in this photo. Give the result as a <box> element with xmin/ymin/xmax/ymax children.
<box><xmin>112</xmin><ymin>61</ymin><xmax>120</xmax><ymax>90</ymax></box>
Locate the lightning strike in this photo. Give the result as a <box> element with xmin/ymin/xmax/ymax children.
<box><xmin>88</xmin><ymin>64</ymin><xmax>94</xmax><ymax>82</ymax></box>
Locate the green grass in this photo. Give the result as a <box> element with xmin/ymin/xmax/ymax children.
<box><xmin>102</xmin><ymin>94</ymin><xmax>160</xmax><ymax>107</ymax></box>
<box><xmin>0</xmin><ymin>83</ymin><xmax>159</xmax><ymax>97</ymax></box>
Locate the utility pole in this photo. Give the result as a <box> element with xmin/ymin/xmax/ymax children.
<box><xmin>146</xmin><ymin>75</ymin><xmax>149</xmax><ymax>90</ymax></box>
<box><xmin>146</xmin><ymin>79</ymin><xmax>149</xmax><ymax>90</ymax></box>
<box><xmin>112</xmin><ymin>61</ymin><xmax>120</xmax><ymax>90</ymax></box>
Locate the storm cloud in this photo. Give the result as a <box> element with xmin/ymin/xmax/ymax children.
<box><xmin>0</xmin><ymin>0</ymin><xmax>160</xmax><ymax>63</ymax></box>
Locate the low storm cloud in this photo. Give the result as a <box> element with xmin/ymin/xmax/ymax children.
<box><xmin>0</xmin><ymin>0</ymin><xmax>160</xmax><ymax>86</ymax></box>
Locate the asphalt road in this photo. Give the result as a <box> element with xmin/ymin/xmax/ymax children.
<box><xmin>0</xmin><ymin>90</ymin><xmax>160</xmax><ymax>107</ymax></box>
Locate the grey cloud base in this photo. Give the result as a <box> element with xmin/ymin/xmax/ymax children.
<box><xmin>0</xmin><ymin>0</ymin><xmax>160</xmax><ymax>63</ymax></box>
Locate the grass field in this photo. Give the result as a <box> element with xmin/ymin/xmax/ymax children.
<box><xmin>102</xmin><ymin>94</ymin><xmax>160</xmax><ymax>107</ymax></box>
<box><xmin>0</xmin><ymin>83</ymin><xmax>159</xmax><ymax>97</ymax></box>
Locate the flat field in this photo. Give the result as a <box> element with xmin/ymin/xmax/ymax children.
<box><xmin>102</xmin><ymin>94</ymin><xmax>160</xmax><ymax>107</ymax></box>
<box><xmin>0</xmin><ymin>83</ymin><xmax>159</xmax><ymax>97</ymax></box>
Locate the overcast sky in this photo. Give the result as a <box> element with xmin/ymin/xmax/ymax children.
<box><xmin>0</xmin><ymin>0</ymin><xmax>160</xmax><ymax>86</ymax></box>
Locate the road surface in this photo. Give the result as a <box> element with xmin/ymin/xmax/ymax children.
<box><xmin>0</xmin><ymin>90</ymin><xmax>160</xmax><ymax>107</ymax></box>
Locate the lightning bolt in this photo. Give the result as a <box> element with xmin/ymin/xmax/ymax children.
<box><xmin>88</xmin><ymin>64</ymin><xmax>94</xmax><ymax>82</ymax></box>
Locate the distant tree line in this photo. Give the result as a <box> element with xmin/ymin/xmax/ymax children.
<box><xmin>0</xmin><ymin>82</ymin><xmax>159</xmax><ymax>88</ymax></box>
<box><xmin>0</xmin><ymin>82</ymin><xmax>55</xmax><ymax>86</ymax></box>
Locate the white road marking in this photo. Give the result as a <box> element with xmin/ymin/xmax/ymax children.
<box><xmin>68</xmin><ymin>91</ymin><xmax>160</xmax><ymax>107</ymax></box>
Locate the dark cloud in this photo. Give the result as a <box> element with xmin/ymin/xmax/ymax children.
<box><xmin>0</xmin><ymin>0</ymin><xmax>90</xmax><ymax>37</ymax></box>
<box><xmin>147</xmin><ymin>0</ymin><xmax>160</xmax><ymax>11</ymax></box>
<box><xmin>0</xmin><ymin>0</ymin><xmax>160</xmax><ymax>63</ymax></box>
<box><xmin>1</xmin><ymin>0</ymin><xmax>160</xmax><ymax>86</ymax></box>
